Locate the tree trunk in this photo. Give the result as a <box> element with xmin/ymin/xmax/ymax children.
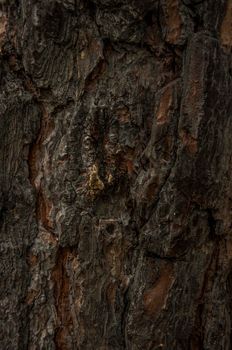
<box><xmin>1</xmin><ymin>0</ymin><xmax>232</xmax><ymax>349</ymax></box>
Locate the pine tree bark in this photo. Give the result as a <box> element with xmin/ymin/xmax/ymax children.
<box><xmin>1</xmin><ymin>1</ymin><xmax>232</xmax><ymax>349</ymax></box>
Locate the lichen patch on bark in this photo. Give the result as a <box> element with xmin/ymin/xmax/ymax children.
<box><xmin>87</xmin><ymin>164</ymin><xmax>105</xmax><ymax>197</ymax></box>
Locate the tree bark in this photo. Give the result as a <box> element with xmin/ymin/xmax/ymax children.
<box><xmin>1</xmin><ymin>0</ymin><xmax>232</xmax><ymax>349</ymax></box>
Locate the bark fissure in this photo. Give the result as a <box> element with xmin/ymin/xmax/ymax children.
<box><xmin>1</xmin><ymin>1</ymin><xmax>232</xmax><ymax>349</ymax></box>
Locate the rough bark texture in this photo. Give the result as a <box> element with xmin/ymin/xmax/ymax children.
<box><xmin>1</xmin><ymin>0</ymin><xmax>232</xmax><ymax>349</ymax></box>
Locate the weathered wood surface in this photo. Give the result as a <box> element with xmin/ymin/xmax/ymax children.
<box><xmin>0</xmin><ymin>0</ymin><xmax>232</xmax><ymax>349</ymax></box>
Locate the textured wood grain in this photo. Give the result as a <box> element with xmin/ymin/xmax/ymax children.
<box><xmin>0</xmin><ymin>1</ymin><xmax>232</xmax><ymax>349</ymax></box>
